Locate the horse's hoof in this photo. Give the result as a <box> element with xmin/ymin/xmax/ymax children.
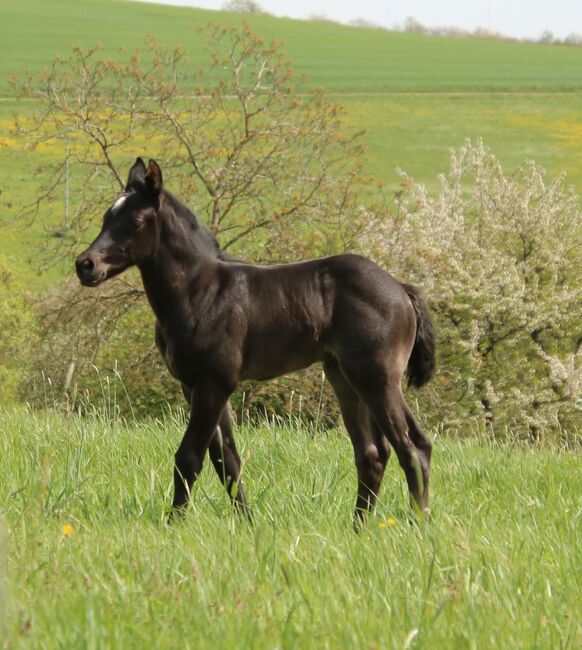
<box><xmin>166</xmin><ymin>505</ymin><xmax>187</xmax><ymax>524</ymax></box>
<box><xmin>239</xmin><ymin>506</ymin><xmax>254</xmax><ymax>526</ymax></box>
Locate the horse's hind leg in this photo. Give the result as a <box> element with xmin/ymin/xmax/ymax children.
<box><xmin>324</xmin><ymin>358</ymin><xmax>390</xmax><ymax>526</ymax></box>
<box><xmin>182</xmin><ymin>384</ymin><xmax>251</xmax><ymax>520</ymax></box>
<box><xmin>368</xmin><ymin>411</ymin><xmax>392</xmax><ymax>466</ymax></box>
<box><xmin>403</xmin><ymin>403</ymin><xmax>432</xmax><ymax>512</ymax></box>
<box><xmin>372</xmin><ymin>389</ymin><xmax>430</xmax><ymax>515</ymax></box>
<box><xmin>340</xmin><ymin>362</ymin><xmax>430</xmax><ymax>517</ymax></box>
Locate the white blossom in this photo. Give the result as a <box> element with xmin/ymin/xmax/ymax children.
<box><xmin>364</xmin><ymin>140</ymin><xmax>582</xmax><ymax>439</ymax></box>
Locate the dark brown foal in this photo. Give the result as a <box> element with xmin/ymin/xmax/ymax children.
<box><xmin>75</xmin><ymin>158</ymin><xmax>435</xmax><ymax>524</ymax></box>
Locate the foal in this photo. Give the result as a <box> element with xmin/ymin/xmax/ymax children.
<box><xmin>76</xmin><ymin>158</ymin><xmax>435</xmax><ymax>523</ymax></box>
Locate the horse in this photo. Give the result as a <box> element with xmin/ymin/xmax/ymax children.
<box><xmin>76</xmin><ymin>158</ymin><xmax>436</xmax><ymax>524</ymax></box>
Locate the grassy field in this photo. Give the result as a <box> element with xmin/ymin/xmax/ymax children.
<box><xmin>2</xmin><ymin>0</ymin><xmax>582</xmax><ymax>94</ymax></box>
<box><xmin>2</xmin><ymin>0</ymin><xmax>582</xmax><ymax>282</ymax></box>
<box><xmin>1</xmin><ymin>6</ymin><xmax>580</xmax><ymax>648</ymax></box>
<box><xmin>1</xmin><ymin>407</ymin><xmax>581</xmax><ymax>648</ymax></box>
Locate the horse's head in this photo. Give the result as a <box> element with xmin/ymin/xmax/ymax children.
<box><xmin>75</xmin><ymin>158</ymin><xmax>163</xmax><ymax>286</ymax></box>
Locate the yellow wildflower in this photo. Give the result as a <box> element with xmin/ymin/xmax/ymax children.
<box><xmin>379</xmin><ymin>518</ymin><xmax>396</xmax><ymax>529</ymax></box>
<box><xmin>62</xmin><ymin>524</ymin><xmax>74</xmax><ymax>537</ymax></box>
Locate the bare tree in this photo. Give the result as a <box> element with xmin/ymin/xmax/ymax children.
<box><xmin>10</xmin><ymin>23</ymin><xmax>365</xmax><ymax>416</ymax></box>
<box><xmin>222</xmin><ymin>0</ymin><xmax>265</xmax><ymax>14</ymax></box>
<box><xmin>12</xmin><ymin>24</ymin><xmax>364</xmax><ymax>264</ymax></box>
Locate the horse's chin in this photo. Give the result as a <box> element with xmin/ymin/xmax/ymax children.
<box><xmin>79</xmin><ymin>273</ymin><xmax>106</xmax><ymax>287</ymax></box>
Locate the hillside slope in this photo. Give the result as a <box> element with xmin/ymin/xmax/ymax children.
<box><xmin>2</xmin><ymin>0</ymin><xmax>582</xmax><ymax>94</ymax></box>
<box><xmin>2</xmin><ymin>0</ymin><xmax>582</xmax><ymax>284</ymax></box>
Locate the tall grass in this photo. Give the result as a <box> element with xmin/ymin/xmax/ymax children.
<box><xmin>1</xmin><ymin>407</ymin><xmax>580</xmax><ymax>648</ymax></box>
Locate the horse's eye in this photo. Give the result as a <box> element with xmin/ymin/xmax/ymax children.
<box><xmin>130</xmin><ymin>220</ymin><xmax>141</xmax><ymax>231</ymax></box>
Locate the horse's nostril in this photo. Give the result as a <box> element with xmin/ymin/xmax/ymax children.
<box><xmin>80</xmin><ymin>258</ymin><xmax>94</xmax><ymax>272</ymax></box>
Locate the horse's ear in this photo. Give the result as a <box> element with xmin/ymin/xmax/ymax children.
<box><xmin>126</xmin><ymin>157</ymin><xmax>147</xmax><ymax>191</ymax></box>
<box><xmin>145</xmin><ymin>159</ymin><xmax>163</xmax><ymax>197</ymax></box>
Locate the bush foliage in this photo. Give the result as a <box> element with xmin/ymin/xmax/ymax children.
<box><xmin>365</xmin><ymin>140</ymin><xmax>581</xmax><ymax>439</ymax></box>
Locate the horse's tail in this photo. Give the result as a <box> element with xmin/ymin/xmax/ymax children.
<box><xmin>400</xmin><ymin>283</ymin><xmax>436</xmax><ymax>388</ymax></box>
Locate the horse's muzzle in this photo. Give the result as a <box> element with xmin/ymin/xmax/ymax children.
<box><xmin>75</xmin><ymin>252</ymin><xmax>106</xmax><ymax>287</ymax></box>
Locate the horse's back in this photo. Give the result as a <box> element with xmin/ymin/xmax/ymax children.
<box><xmin>243</xmin><ymin>252</ymin><xmax>413</xmax><ymax>341</ymax></box>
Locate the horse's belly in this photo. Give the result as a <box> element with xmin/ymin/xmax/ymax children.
<box><xmin>240</xmin><ymin>342</ymin><xmax>323</xmax><ymax>381</ymax></box>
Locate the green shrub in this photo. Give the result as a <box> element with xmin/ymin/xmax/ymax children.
<box><xmin>365</xmin><ymin>140</ymin><xmax>581</xmax><ymax>440</ymax></box>
<box><xmin>23</xmin><ymin>272</ymin><xmax>181</xmax><ymax>416</ymax></box>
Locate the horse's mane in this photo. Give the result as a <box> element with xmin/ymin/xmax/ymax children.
<box><xmin>161</xmin><ymin>190</ymin><xmax>232</xmax><ymax>262</ymax></box>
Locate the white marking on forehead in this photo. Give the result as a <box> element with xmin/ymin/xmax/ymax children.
<box><xmin>111</xmin><ymin>192</ymin><xmax>134</xmax><ymax>214</ymax></box>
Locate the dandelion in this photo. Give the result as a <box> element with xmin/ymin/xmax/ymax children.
<box><xmin>62</xmin><ymin>524</ymin><xmax>74</xmax><ymax>537</ymax></box>
<box><xmin>379</xmin><ymin>518</ymin><xmax>396</xmax><ymax>529</ymax></box>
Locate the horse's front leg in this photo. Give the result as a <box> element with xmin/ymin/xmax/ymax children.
<box><xmin>172</xmin><ymin>381</ymin><xmax>230</xmax><ymax>513</ymax></box>
<box><xmin>208</xmin><ymin>408</ymin><xmax>252</xmax><ymax>521</ymax></box>
<box><xmin>181</xmin><ymin>384</ymin><xmax>251</xmax><ymax>520</ymax></box>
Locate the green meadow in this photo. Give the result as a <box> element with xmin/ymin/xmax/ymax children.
<box><xmin>1</xmin><ymin>3</ymin><xmax>581</xmax><ymax>648</ymax></box>
<box><xmin>2</xmin><ymin>0</ymin><xmax>582</xmax><ymax>94</ymax></box>
<box><xmin>2</xmin><ymin>0</ymin><xmax>582</xmax><ymax>279</ymax></box>
<box><xmin>1</xmin><ymin>408</ymin><xmax>581</xmax><ymax>648</ymax></box>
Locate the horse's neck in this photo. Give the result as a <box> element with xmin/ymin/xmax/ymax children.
<box><xmin>138</xmin><ymin>202</ymin><xmax>218</xmax><ymax>326</ymax></box>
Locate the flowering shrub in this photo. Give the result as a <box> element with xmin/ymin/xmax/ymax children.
<box><xmin>365</xmin><ymin>140</ymin><xmax>581</xmax><ymax>439</ymax></box>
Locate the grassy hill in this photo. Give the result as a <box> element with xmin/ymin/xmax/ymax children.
<box><xmin>1</xmin><ymin>0</ymin><xmax>582</xmax><ymax>282</ymax></box>
<box><xmin>2</xmin><ymin>0</ymin><xmax>582</xmax><ymax>94</ymax></box>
